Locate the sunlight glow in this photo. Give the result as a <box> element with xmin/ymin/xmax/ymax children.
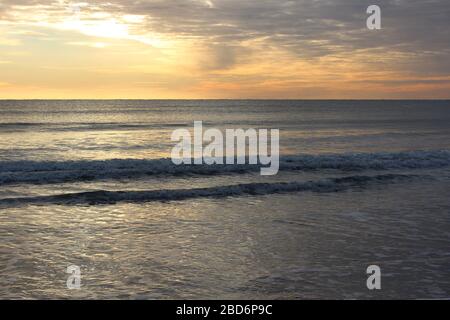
<box><xmin>0</xmin><ymin>1</ymin><xmax>448</xmax><ymax>99</ymax></box>
<box><xmin>60</xmin><ymin>18</ymin><xmax>129</xmax><ymax>39</ymax></box>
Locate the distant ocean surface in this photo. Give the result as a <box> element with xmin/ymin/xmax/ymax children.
<box><xmin>0</xmin><ymin>100</ymin><xmax>449</xmax><ymax>299</ymax></box>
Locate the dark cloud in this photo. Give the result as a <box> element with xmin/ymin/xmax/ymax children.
<box><xmin>96</xmin><ymin>1</ymin><xmax>449</xmax><ymax>50</ymax></box>
<box><xmin>92</xmin><ymin>0</ymin><xmax>450</xmax><ymax>73</ymax></box>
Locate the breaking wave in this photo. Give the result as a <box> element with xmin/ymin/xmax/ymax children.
<box><xmin>0</xmin><ymin>150</ymin><xmax>448</xmax><ymax>185</ymax></box>
<box><xmin>0</xmin><ymin>174</ymin><xmax>417</xmax><ymax>206</ymax></box>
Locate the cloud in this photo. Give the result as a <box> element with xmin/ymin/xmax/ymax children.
<box><xmin>87</xmin><ymin>1</ymin><xmax>449</xmax><ymax>50</ymax></box>
<box><xmin>0</xmin><ymin>0</ymin><xmax>449</xmax><ymax>97</ymax></box>
<box><xmin>2</xmin><ymin>1</ymin><xmax>449</xmax><ymax>59</ymax></box>
<box><xmin>1</xmin><ymin>0</ymin><xmax>450</xmax><ymax>72</ymax></box>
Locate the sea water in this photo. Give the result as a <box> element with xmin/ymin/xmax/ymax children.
<box><xmin>0</xmin><ymin>100</ymin><xmax>449</xmax><ymax>299</ymax></box>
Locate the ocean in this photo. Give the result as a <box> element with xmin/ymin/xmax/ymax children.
<box><xmin>0</xmin><ymin>100</ymin><xmax>449</xmax><ymax>299</ymax></box>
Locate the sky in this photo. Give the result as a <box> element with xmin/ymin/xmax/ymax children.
<box><xmin>0</xmin><ymin>0</ymin><xmax>449</xmax><ymax>99</ymax></box>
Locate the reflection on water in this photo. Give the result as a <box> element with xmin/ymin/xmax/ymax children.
<box><xmin>2</xmin><ymin>178</ymin><xmax>450</xmax><ymax>299</ymax></box>
<box><xmin>0</xmin><ymin>100</ymin><xmax>450</xmax><ymax>299</ymax></box>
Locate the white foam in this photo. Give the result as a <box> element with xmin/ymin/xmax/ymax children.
<box><xmin>0</xmin><ymin>150</ymin><xmax>448</xmax><ymax>185</ymax></box>
<box><xmin>0</xmin><ymin>174</ymin><xmax>416</xmax><ymax>206</ymax></box>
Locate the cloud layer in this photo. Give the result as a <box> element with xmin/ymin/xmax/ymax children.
<box><xmin>1</xmin><ymin>0</ymin><xmax>449</xmax><ymax>98</ymax></box>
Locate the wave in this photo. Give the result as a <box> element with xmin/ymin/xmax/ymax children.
<box><xmin>0</xmin><ymin>122</ymin><xmax>191</xmax><ymax>132</ymax></box>
<box><xmin>0</xmin><ymin>150</ymin><xmax>448</xmax><ymax>185</ymax></box>
<box><xmin>0</xmin><ymin>174</ymin><xmax>417</xmax><ymax>206</ymax></box>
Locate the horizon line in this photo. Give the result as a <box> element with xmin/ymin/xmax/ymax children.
<box><xmin>1</xmin><ymin>98</ymin><xmax>450</xmax><ymax>101</ymax></box>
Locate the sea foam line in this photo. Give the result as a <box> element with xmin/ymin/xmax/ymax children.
<box><xmin>0</xmin><ymin>174</ymin><xmax>417</xmax><ymax>206</ymax></box>
<box><xmin>0</xmin><ymin>150</ymin><xmax>448</xmax><ymax>185</ymax></box>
